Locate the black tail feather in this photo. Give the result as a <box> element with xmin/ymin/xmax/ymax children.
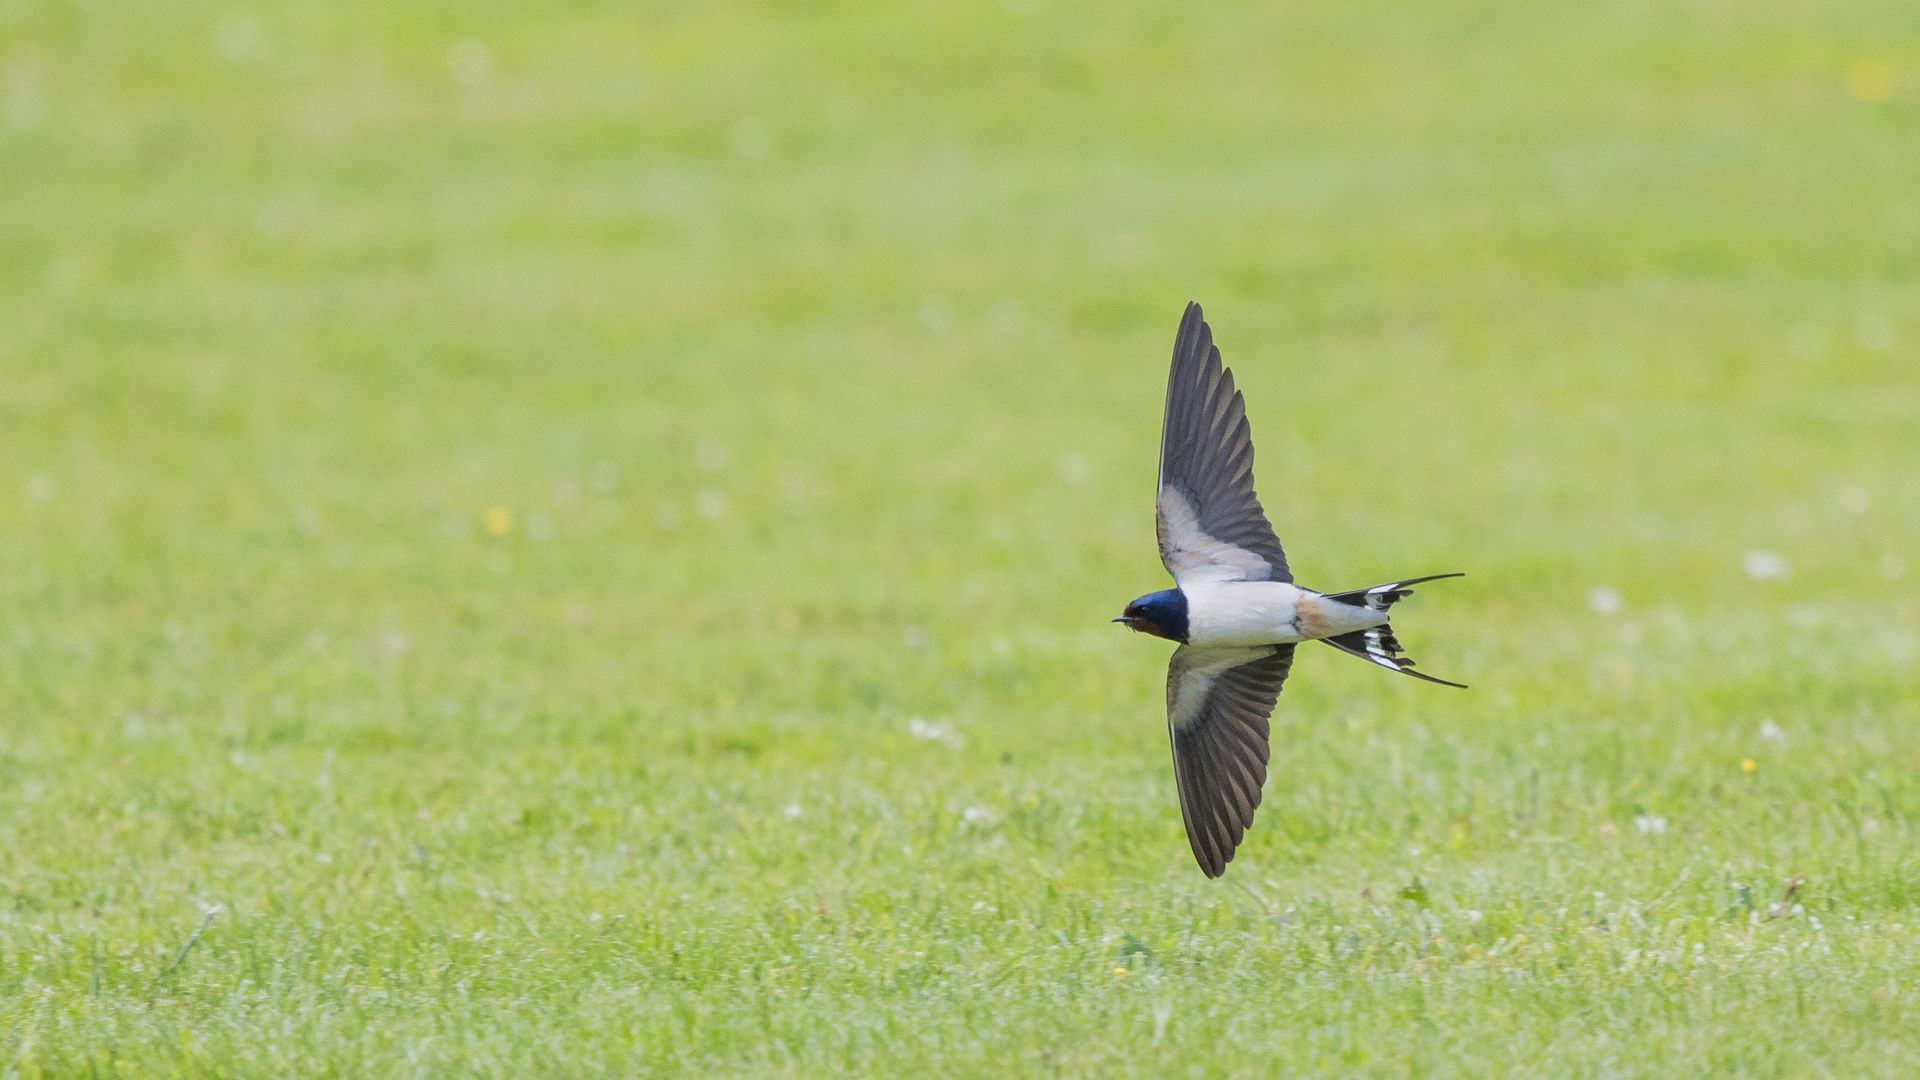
<box><xmin>1320</xmin><ymin>625</ymin><xmax>1466</xmax><ymax>688</ymax></box>
<box><xmin>1321</xmin><ymin>572</ymin><xmax>1464</xmax><ymax>614</ymax></box>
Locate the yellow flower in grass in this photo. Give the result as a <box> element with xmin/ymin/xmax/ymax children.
<box><xmin>483</xmin><ymin>506</ymin><xmax>514</xmax><ymax>535</ymax></box>
<box><xmin>1741</xmin><ymin>758</ymin><xmax>1758</xmax><ymax>775</ymax></box>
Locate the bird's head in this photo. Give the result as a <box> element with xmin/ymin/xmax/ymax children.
<box><xmin>1113</xmin><ymin>588</ymin><xmax>1189</xmax><ymax>643</ymax></box>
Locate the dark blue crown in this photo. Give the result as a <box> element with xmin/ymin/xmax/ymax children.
<box><xmin>1125</xmin><ymin>589</ymin><xmax>1189</xmax><ymax>643</ymax></box>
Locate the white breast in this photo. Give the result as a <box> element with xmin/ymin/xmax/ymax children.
<box><xmin>1183</xmin><ymin>582</ymin><xmax>1389</xmax><ymax>648</ymax></box>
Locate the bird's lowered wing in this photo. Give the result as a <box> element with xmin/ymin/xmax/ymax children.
<box><xmin>1166</xmin><ymin>643</ymin><xmax>1295</xmax><ymax>877</ymax></box>
<box><xmin>1156</xmin><ymin>302</ymin><xmax>1291</xmax><ymax>586</ymax></box>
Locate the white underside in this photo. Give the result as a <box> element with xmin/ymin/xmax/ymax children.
<box><xmin>1183</xmin><ymin>581</ymin><xmax>1389</xmax><ymax>648</ymax></box>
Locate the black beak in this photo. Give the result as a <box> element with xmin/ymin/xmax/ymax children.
<box><xmin>1112</xmin><ymin>616</ymin><xmax>1128</xmax><ymax>623</ymax></box>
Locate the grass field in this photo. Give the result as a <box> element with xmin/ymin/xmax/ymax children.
<box><xmin>4</xmin><ymin>0</ymin><xmax>1919</xmax><ymax>1073</ymax></box>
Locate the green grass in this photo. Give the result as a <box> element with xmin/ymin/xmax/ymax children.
<box><xmin>4</xmin><ymin>0</ymin><xmax>1920</xmax><ymax>1073</ymax></box>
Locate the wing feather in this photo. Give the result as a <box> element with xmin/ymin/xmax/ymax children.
<box><xmin>1156</xmin><ymin>303</ymin><xmax>1291</xmax><ymax>585</ymax></box>
<box><xmin>1165</xmin><ymin>644</ymin><xmax>1295</xmax><ymax>877</ymax></box>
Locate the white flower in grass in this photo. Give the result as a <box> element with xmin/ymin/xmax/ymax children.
<box><xmin>908</xmin><ymin>717</ymin><xmax>964</xmax><ymax>749</ymax></box>
<box><xmin>1743</xmin><ymin>551</ymin><xmax>1789</xmax><ymax>583</ymax></box>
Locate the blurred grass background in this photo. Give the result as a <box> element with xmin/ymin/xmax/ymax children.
<box><xmin>2</xmin><ymin>0</ymin><xmax>1918</xmax><ymax>1073</ymax></box>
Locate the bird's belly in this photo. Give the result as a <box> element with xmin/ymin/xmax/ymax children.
<box><xmin>1184</xmin><ymin>582</ymin><xmax>1388</xmax><ymax>647</ymax></box>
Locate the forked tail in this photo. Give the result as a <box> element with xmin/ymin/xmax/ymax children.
<box><xmin>1319</xmin><ymin>573</ymin><xmax>1466</xmax><ymax>688</ymax></box>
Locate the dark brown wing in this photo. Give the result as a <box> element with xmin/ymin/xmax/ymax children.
<box><xmin>1156</xmin><ymin>302</ymin><xmax>1291</xmax><ymax>585</ymax></box>
<box><xmin>1166</xmin><ymin>644</ymin><xmax>1296</xmax><ymax>877</ymax></box>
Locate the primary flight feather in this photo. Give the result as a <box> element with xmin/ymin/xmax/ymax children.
<box><xmin>1115</xmin><ymin>302</ymin><xmax>1466</xmax><ymax>878</ymax></box>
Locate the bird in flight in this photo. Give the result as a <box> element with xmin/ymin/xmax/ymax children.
<box><xmin>1115</xmin><ymin>302</ymin><xmax>1465</xmax><ymax>878</ymax></box>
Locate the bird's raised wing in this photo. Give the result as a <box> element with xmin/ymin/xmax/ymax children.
<box><xmin>1157</xmin><ymin>302</ymin><xmax>1291</xmax><ymax>586</ymax></box>
<box><xmin>1165</xmin><ymin>643</ymin><xmax>1295</xmax><ymax>877</ymax></box>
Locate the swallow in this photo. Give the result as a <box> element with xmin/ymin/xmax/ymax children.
<box><xmin>1116</xmin><ymin>302</ymin><xmax>1466</xmax><ymax>878</ymax></box>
